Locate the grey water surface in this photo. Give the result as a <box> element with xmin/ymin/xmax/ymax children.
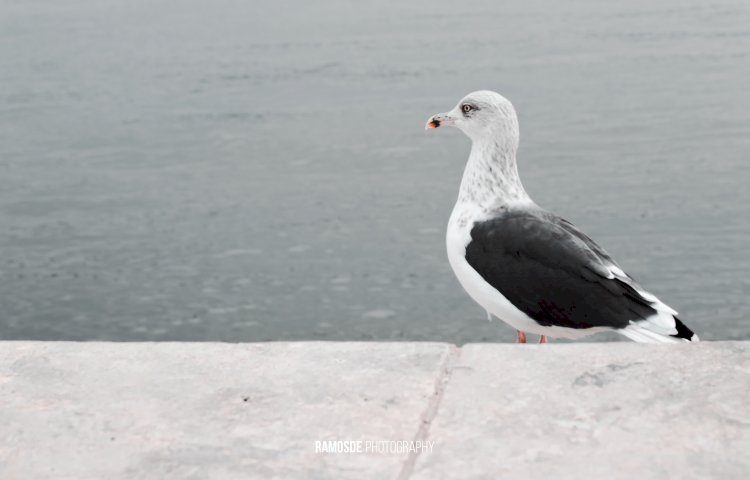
<box><xmin>1</xmin><ymin>0</ymin><xmax>748</xmax><ymax>343</ymax></box>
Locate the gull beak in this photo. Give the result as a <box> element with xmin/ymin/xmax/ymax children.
<box><xmin>425</xmin><ymin>112</ymin><xmax>455</xmax><ymax>130</ymax></box>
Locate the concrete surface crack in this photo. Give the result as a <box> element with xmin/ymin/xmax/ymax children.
<box><xmin>396</xmin><ymin>344</ymin><xmax>462</xmax><ymax>480</ymax></box>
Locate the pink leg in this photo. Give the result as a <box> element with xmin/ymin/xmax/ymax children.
<box><xmin>539</xmin><ymin>335</ymin><xmax>548</xmax><ymax>344</ymax></box>
<box><xmin>517</xmin><ymin>331</ymin><xmax>527</xmax><ymax>344</ymax></box>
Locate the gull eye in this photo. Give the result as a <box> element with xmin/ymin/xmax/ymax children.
<box><xmin>462</xmin><ymin>104</ymin><xmax>474</xmax><ymax>114</ymax></box>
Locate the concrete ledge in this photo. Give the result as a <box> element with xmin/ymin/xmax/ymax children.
<box><xmin>1</xmin><ymin>341</ymin><xmax>748</xmax><ymax>479</ymax></box>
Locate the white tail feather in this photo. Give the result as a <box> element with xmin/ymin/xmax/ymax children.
<box><xmin>618</xmin><ymin>323</ymin><xmax>697</xmax><ymax>344</ymax></box>
<box><xmin>612</xmin><ymin>279</ymin><xmax>698</xmax><ymax>343</ymax></box>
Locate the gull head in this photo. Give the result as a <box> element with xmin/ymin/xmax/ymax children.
<box><xmin>426</xmin><ymin>90</ymin><xmax>519</xmax><ymax>145</ymax></box>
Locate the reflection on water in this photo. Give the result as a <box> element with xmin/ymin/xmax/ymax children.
<box><xmin>1</xmin><ymin>0</ymin><xmax>748</xmax><ymax>342</ymax></box>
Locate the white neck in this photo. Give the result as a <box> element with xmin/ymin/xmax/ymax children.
<box><xmin>456</xmin><ymin>137</ymin><xmax>531</xmax><ymax>208</ymax></box>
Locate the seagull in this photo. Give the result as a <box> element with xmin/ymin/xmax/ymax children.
<box><xmin>426</xmin><ymin>90</ymin><xmax>699</xmax><ymax>344</ymax></box>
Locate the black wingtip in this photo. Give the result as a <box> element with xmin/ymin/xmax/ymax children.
<box><xmin>671</xmin><ymin>317</ymin><xmax>698</xmax><ymax>342</ymax></box>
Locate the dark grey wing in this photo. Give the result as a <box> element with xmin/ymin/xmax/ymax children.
<box><xmin>464</xmin><ymin>209</ymin><xmax>657</xmax><ymax>330</ymax></box>
<box><xmin>553</xmin><ymin>216</ymin><xmax>622</xmax><ymax>270</ymax></box>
